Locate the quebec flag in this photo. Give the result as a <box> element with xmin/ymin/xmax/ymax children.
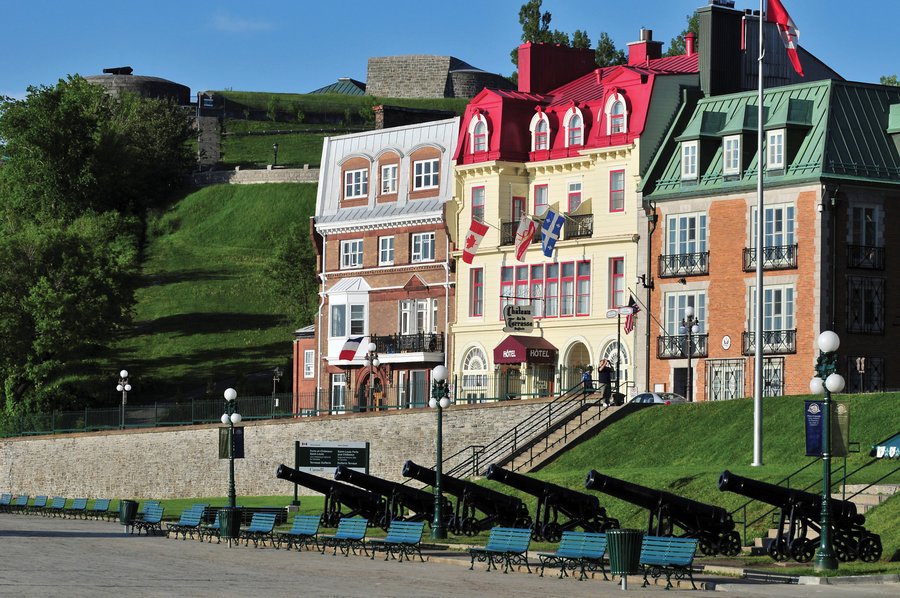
<box><xmin>540</xmin><ymin>208</ymin><xmax>564</xmax><ymax>258</ymax></box>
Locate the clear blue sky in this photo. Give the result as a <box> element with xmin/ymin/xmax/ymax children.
<box><xmin>3</xmin><ymin>1</ymin><xmax>897</xmax><ymax>100</ymax></box>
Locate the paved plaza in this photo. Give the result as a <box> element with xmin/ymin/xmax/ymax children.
<box><xmin>0</xmin><ymin>514</ymin><xmax>897</xmax><ymax>597</ymax></box>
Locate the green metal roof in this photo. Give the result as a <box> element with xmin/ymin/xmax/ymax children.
<box><xmin>308</xmin><ymin>78</ymin><xmax>366</xmax><ymax>96</ymax></box>
<box><xmin>641</xmin><ymin>79</ymin><xmax>900</xmax><ymax>199</ymax></box>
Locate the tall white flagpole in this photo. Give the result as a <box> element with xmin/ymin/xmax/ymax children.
<box><xmin>752</xmin><ymin>0</ymin><xmax>765</xmax><ymax>467</ymax></box>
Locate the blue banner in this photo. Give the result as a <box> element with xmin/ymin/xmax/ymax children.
<box><xmin>805</xmin><ymin>400</ymin><xmax>823</xmax><ymax>456</ymax></box>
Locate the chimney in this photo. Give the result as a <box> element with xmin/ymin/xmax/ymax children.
<box><xmin>627</xmin><ymin>28</ymin><xmax>663</xmax><ymax>66</ymax></box>
<box><xmin>698</xmin><ymin>2</ymin><xmax>744</xmax><ymax>96</ymax></box>
<box><xmin>685</xmin><ymin>32</ymin><xmax>697</xmax><ymax>56</ymax></box>
<box><xmin>517</xmin><ymin>42</ymin><xmax>598</xmax><ymax>95</ymax></box>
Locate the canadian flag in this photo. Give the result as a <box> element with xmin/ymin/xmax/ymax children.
<box><xmin>462</xmin><ymin>220</ymin><xmax>489</xmax><ymax>264</ymax></box>
<box><xmin>767</xmin><ymin>0</ymin><xmax>803</xmax><ymax>77</ymax></box>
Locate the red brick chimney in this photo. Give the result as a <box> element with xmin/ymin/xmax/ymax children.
<box><xmin>517</xmin><ymin>42</ymin><xmax>597</xmax><ymax>95</ymax></box>
<box><xmin>627</xmin><ymin>28</ymin><xmax>664</xmax><ymax>65</ymax></box>
<box><xmin>685</xmin><ymin>32</ymin><xmax>697</xmax><ymax>56</ymax></box>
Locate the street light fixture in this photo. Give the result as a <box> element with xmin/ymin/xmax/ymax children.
<box><xmin>809</xmin><ymin>330</ymin><xmax>844</xmax><ymax>572</ymax></box>
<box><xmin>679</xmin><ymin>306</ymin><xmax>701</xmax><ymax>402</ymax></box>
<box><xmin>364</xmin><ymin>342</ymin><xmax>380</xmax><ymax>411</ymax></box>
<box><xmin>429</xmin><ymin>365</ymin><xmax>450</xmax><ymax>540</ymax></box>
<box><xmin>116</xmin><ymin>370</ymin><xmax>132</xmax><ymax>429</ymax></box>
<box><xmin>272</xmin><ymin>143</ymin><xmax>279</xmax><ymax>167</ymax></box>
<box><xmin>221</xmin><ymin>388</ymin><xmax>242</xmax><ymax>545</ymax></box>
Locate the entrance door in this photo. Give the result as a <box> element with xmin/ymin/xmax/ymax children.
<box><xmin>409</xmin><ymin>370</ymin><xmax>427</xmax><ymax>408</ymax></box>
<box><xmin>673</xmin><ymin>367</ymin><xmax>690</xmax><ymax>400</ymax></box>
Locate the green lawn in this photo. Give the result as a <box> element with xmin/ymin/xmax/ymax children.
<box><xmin>220</xmin><ymin>130</ymin><xmax>328</xmax><ymax>168</ymax></box>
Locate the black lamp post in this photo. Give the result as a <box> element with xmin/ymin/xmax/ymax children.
<box><xmin>429</xmin><ymin>365</ymin><xmax>449</xmax><ymax>540</ymax></box>
<box><xmin>809</xmin><ymin>330</ymin><xmax>844</xmax><ymax>572</ymax></box>
<box><xmin>680</xmin><ymin>306</ymin><xmax>701</xmax><ymax>402</ymax></box>
<box><xmin>116</xmin><ymin>370</ymin><xmax>132</xmax><ymax>429</ymax></box>
<box><xmin>273</xmin><ymin>143</ymin><xmax>279</xmax><ymax>167</ymax></box>
<box><xmin>221</xmin><ymin>388</ymin><xmax>242</xmax><ymax>510</ymax></box>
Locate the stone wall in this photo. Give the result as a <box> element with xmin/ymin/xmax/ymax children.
<box><xmin>366</xmin><ymin>56</ymin><xmax>453</xmax><ymax>99</ymax></box>
<box><xmin>449</xmin><ymin>71</ymin><xmax>514</xmax><ymax>98</ymax></box>
<box><xmin>0</xmin><ymin>399</ymin><xmax>552</xmax><ymax>499</ymax></box>
<box><xmin>191</xmin><ymin>166</ymin><xmax>320</xmax><ymax>187</ymax></box>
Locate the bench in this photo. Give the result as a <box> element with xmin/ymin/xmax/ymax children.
<box><xmin>29</xmin><ymin>495</ymin><xmax>48</xmax><ymax>515</ymax></box>
<box><xmin>366</xmin><ymin>520</ymin><xmax>426</xmax><ymax>563</ymax></box>
<box><xmin>240</xmin><ymin>512</ymin><xmax>278</xmax><ymax>548</ymax></box>
<box><xmin>166</xmin><ymin>505</ymin><xmax>207</xmax><ymax>540</ymax></box>
<box><xmin>9</xmin><ymin>495</ymin><xmax>29</xmax><ymax>513</ymax></box>
<box><xmin>64</xmin><ymin>498</ymin><xmax>88</xmax><ymax>519</ymax></box>
<box><xmin>87</xmin><ymin>499</ymin><xmax>114</xmax><ymax>520</ymax></box>
<box><xmin>274</xmin><ymin>514</ymin><xmax>320</xmax><ymax>551</ymax></box>
<box><xmin>200</xmin><ymin>506</ymin><xmax>287</xmax><ymax>526</ymax></box>
<box><xmin>639</xmin><ymin>535</ymin><xmax>699</xmax><ymax>590</ymax></box>
<box><xmin>45</xmin><ymin>496</ymin><xmax>67</xmax><ymax>518</ymax></box>
<box><xmin>538</xmin><ymin>531</ymin><xmax>608</xmax><ymax>580</ymax></box>
<box><xmin>319</xmin><ymin>517</ymin><xmax>369</xmax><ymax>557</ymax></box>
<box><xmin>469</xmin><ymin>527</ymin><xmax>532</xmax><ymax>574</ymax></box>
<box><xmin>132</xmin><ymin>504</ymin><xmax>165</xmax><ymax>536</ymax></box>
<box><xmin>0</xmin><ymin>493</ymin><xmax>11</xmax><ymax>512</ymax></box>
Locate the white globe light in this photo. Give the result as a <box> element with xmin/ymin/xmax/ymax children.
<box><xmin>439</xmin><ymin>397</ymin><xmax>451</xmax><ymax>409</ymax></box>
<box><xmin>224</xmin><ymin>388</ymin><xmax>237</xmax><ymax>401</ymax></box>
<box><xmin>230</xmin><ymin>413</ymin><xmax>242</xmax><ymax>424</ymax></box>
<box><xmin>817</xmin><ymin>330</ymin><xmax>840</xmax><ymax>353</ymax></box>
<box><xmin>432</xmin><ymin>365</ymin><xmax>448</xmax><ymax>382</ymax></box>
<box><xmin>119</xmin><ymin>370</ymin><xmax>129</xmax><ymax>379</ymax></box>
<box><xmin>116</xmin><ymin>384</ymin><xmax>124</xmax><ymax>392</ymax></box>
<box><xmin>825</xmin><ymin>373</ymin><xmax>845</xmax><ymax>393</ymax></box>
<box><xmin>684</xmin><ymin>306</ymin><xmax>694</xmax><ymax>319</ymax></box>
<box><xmin>428</xmin><ymin>398</ymin><xmax>438</xmax><ymax>409</ymax></box>
<box><xmin>221</xmin><ymin>413</ymin><xmax>230</xmax><ymax>425</ymax></box>
<box><xmin>809</xmin><ymin>377</ymin><xmax>825</xmax><ymax>395</ymax></box>
<box><xmin>367</xmin><ymin>342</ymin><xmax>377</xmax><ymax>353</ymax></box>
<box><xmin>124</xmin><ymin>384</ymin><xmax>132</xmax><ymax>392</ymax></box>
<box><xmin>372</xmin><ymin>358</ymin><xmax>380</xmax><ymax>367</ymax></box>
<box><xmin>691</xmin><ymin>324</ymin><xmax>700</xmax><ymax>335</ymax></box>
<box><xmin>679</xmin><ymin>325</ymin><xmax>687</xmax><ymax>335</ymax></box>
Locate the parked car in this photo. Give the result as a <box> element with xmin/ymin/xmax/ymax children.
<box><xmin>629</xmin><ymin>392</ymin><xmax>687</xmax><ymax>405</ymax></box>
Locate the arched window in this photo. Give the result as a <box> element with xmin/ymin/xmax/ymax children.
<box><xmin>601</xmin><ymin>341</ymin><xmax>630</xmax><ymax>390</ymax></box>
<box><xmin>604</xmin><ymin>93</ymin><xmax>629</xmax><ymax>135</ymax></box>
<box><xmin>529</xmin><ymin>111</ymin><xmax>550</xmax><ymax>151</ymax></box>
<box><xmin>461</xmin><ymin>347</ymin><xmax>489</xmax><ymax>403</ymax></box>
<box><xmin>564</xmin><ymin>107</ymin><xmax>584</xmax><ymax>148</ymax></box>
<box><xmin>468</xmin><ymin>113</ymin><xmax>489</xmax><ymax>154</ymax></box>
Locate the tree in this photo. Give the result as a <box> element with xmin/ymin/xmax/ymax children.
<box><xmin>881</xmin><ymin>74</ymin><xmax>899</xmax><ymax>86</ymax></box>
<box><xmin>572</xmin><ymin>30</ymin><xmax>591</xmax><ymax>50</ymax></box>
<box><xmin>509</xmin><ymin>0</ymin><xmax>572</xmax><ymax>68</ymax></box>
<box><xmin>595</xmin><ymin>32</ymin><xmax>626</xmax><ymax>67</ymax></box>
<box><xmin>264</xmin><ymin>221</ymin><xmax>320</xmax><ymax>329</ymax></box>
<box><xmin>665</xmin><ymin>13</ymin><xmax>700</xmax><ymax>57</ymax></box>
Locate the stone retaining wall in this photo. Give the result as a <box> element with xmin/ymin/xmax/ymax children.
<box><xmin>0</xmin><ymin>399</ymin><xmax>552</xmax><ymax>499</ymax></box>
<box><xmin>191</xmin><ymin>166</ymin><xmax>320</xmax><ymax>187</ymax></box>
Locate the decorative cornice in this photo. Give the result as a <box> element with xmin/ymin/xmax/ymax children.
<box><xmin>316</xmin><ymin>213</ymin><xmax>444</xmax><ymax>235</ymax></box>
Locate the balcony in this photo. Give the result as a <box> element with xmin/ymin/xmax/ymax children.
<box><xmin>564</xmin><ymin>214</ymin><xmax>593</xmax><ymax>240</ymax></box>
<box><xmin>741</xmin><ymin>329</ymin><xmax>797</xmax><ymax>355</ymax></box>
<box><xmin>847</xmin><ymin>244</ymin><xmax>885</xmax><ymax>270</ymax></box>
<box><xmin>658</xmin><ymin>252</ymin><xmax>709</xmax><ymax>278</ymax></box>
<box><xmin>500</xmin><ymin>221</ymin><xmax>541</xmax><ymax>246</ymax></box>
<box><xmin>742</xmin><ymin>244</ymin><xmax>798</xmax><ymax>271</ymax></box>
<box><xmin>370</xmin><ymin>332</ymin><xmax>444</xmax><ymax>355</ymax></box>
<box><xmin>657</xmin><ymin>333</ymin><xmax>709</xmax><ymax>359</ymax></box>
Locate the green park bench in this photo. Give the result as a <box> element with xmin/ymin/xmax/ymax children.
<box><xmin>638</xmin><ymin>535</ymin><xmax>699</xmax><ymax>590</ymax></box>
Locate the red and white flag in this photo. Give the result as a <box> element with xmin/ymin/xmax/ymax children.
<box><xmin>624</xmin><ymin>296</ymin><xmax>639</xmax><ymax>335</ymax></box>
<box><xmin>514</xmin><ymin>215</ymin><xmax>536</xmax><ymax>262</ymax></box>
<box><xmin>462</xmin><ymin>220</ymin><xmax>489</xmax><ymax>264</ymax></box>
<box><xmin>767</xmin><ymin>0</ymin><xmax>803</xmax><ymax>77</ymax></box>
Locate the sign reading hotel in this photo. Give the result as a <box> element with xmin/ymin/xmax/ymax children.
<box><xmin>503</xmin><ymin>304</ymin><xmax>534</xmax><ymax>333</ymax></box>
<box><xmin>296</xmin><ymin>441</ymin><xmax>369</xmax><ymax>475</ymax></box>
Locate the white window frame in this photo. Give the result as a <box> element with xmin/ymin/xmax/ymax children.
<box><xmin>344</xmin><ymin>168</ymin><xmax>368</xmax><ymax>199</ymax></box>
<box><xmin>350</xmin><ymin>304</ymin><xmax>365</xmax><ymax>336</ymax></box>
<box><xmin>330</xmin><ymin>304</ymin><xmax>346</xmax><ymax>337</ymax></box>
<box><xmin>723</xmin><ymin>135</ymin><xmax>741</xmax><ymax>175</ymax></box>
<box><xmin>664</xmin><ymin>291</ymin><xmax>706</xmax><ymax>336</ymax></box>
<box><xmin>399</xmin><ymin>298</ymin><xmax>437</xmax><ymax>335</ymax></box>
<box><xmin>667</xmin><ymin>212</ymin><xmax>708</xmax><ymax>256</ymax></box>
<box><xmin>767</xmin><ymin>129</ymin><xmax>785</xmax><ymax>170</ymax></box>
<box><xmin>413</xmin><ymin>158</ymin><xmax>440</xmax><ymax>190</ymax></box>
<box><xmin>380</xmin><ymin>164</ymin><xmax>397</xmax><ymax>194</ymax></box>
<box><xmin>330</xmin><ymin>373</ymin><xmax>347</xmax><ymax>413</ymax></box>
<box><xmin>751</xmin><ymin>204</ymin><xmax>795</xmax><ymax>249</ymax></box>
<box><xmin>850</xmin><ymin>204</ymin><xmax>882</xmax><ymax>246</ymax></box>
<box><xmin>340</xmin><ymin>239</ymin><xmax>363</xmax><ymax>269</ymax></box>
<box><xmin>529</xmin><ymin>112</ymin><xmax>550</xmax><ymax>151</ymax></box>
<box><xmin>749</xmin><ymin>284</ymin><xmax>795</xmax><ymax>333</ymax></box>
<box><xmin>303</xmin><ymin>350</ymin><xmax>315</xmax><ymax>378</ymax></box>
<box><xmin>564</xmin><ymin>107</ymin><xmax>585</xmax><ymax>148</ymax></box>
<box><xmin>378</xmin><ymin>236</ymin><xmax>394</xmax><ymax>266</ymax></box>
<box><xmin>604</xmin><ymin>93</ymin><xmax>628</xmax><ymax>135</ymax></box>
<box><xmin>411</xmin><ymin>232</ymin><xmax>435</xmax><ymax>263</ymax></box>
<box><xmin>469</xmin><ymin>115</ymin><xmax>488</xmax><ymax>153</ymax></box>
<box><xmin>471</xmin><ymin>186</ymin><xmax>485</xmax><ymax>222</ymax></box>
<box><xmin>681</xmin><ymin>141</ymin><xmax>698</xmax><ymax>180</ymax></box>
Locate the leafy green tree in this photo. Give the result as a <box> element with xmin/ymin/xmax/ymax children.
<box><xmin>509</xmin><ymin>0</ymin><xmax>571</xmax><ymax>68</ymax></box>
<box><xmin>881</xmin><ymin>74</ymin><xmax>899</xmax><ymax>86</ymax></box>
<box><xmin>571</xmin><ymin>30</ymin><xmax>591</xmax><ymax>49</ymax></box>
<box><xmin>264</xmin><ymin>221</ymin><xmax>320</xmax><ymax>328</ymax></box>
<box><xmin>595</xmin><ymin>32</ymin><xmax>627</xmax><ymax>67</ymax></box>
<box><xmin>665</xmin><ymin>13</ymin><xmax>700</xmax><ymax>57</ymax></box>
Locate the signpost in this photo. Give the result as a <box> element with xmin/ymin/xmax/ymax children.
<box><xmin>295</xmin><ymin>441</ymin><xmax>369</xmax><ymax>475</ymax></box>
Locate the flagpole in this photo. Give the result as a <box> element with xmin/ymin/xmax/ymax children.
<box><xmin>752</xmin><ymin>0</ymin><xmax>765</xmax><ymax>467</ymax></box>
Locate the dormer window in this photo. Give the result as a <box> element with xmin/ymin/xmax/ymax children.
<box><xmin>528</xmin><ymin>111</ymin><xmax>550</xmax><ymax>152</ymax></box>
<box><xmin>469</xmin><ymin>113</ymin><xmax>489</xmax><ymax>154</ymax></box>
<box><xmin>723</xmin><ymin>135</ymin><xmax>741</xmax><ymax>175</ymax></box>
<box><xmin>604</xmin><ymin>93</ymin><xmax>628</xmax><ymax>135</ymax></box>
<box><xmin>767</xmin><ymin>129</ymin><xmax>785</xmax><ymax>170</ymax></box>
<box><xmin>681</xmin><ymin>141</ymin><xmax>698</xmax><ymax>180</ymax></box>
<box><xmin>564</xmin><ymin>107</ymin><xmax>584</xmax><ymax>147</ymax></box>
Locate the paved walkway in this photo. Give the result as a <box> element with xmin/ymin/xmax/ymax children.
<box><xmin>0</xmin><ymin>515</ymin><xmax>896</xmax><ymax>597</ymax></box>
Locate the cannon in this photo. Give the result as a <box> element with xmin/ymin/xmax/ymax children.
<box><xmin>276</xmin><ymin>464</ymin><xmax>387</xmax><ymax>528</ymax></box>
<box><xmin>485</xmin><ymin>464</ymin><xmax>618</xmax><ymax>542</ymax></box>
<box><xmin>585</xmin><ymin>470</ymin><xmax>741</xmax><ymax>556</ymax></box>
<box><xmin>718</xmin><ymin>470</ymin><xmax>882</xmax><ymax>563</ymax></box>
<box><xmin>402</xmin><ymin>460</ymin><xmax>531</xmax><ymax>536</ymax></box>
<box><xmin>334</xmin><ymin>465</ymin><xmax>452</xmax><ymax>528</ymax></box>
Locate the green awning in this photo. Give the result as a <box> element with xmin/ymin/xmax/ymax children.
<box><xmin>871</xmin><ymin>432</ymin><xmax>900</xmax><ymax>459</ymax></box>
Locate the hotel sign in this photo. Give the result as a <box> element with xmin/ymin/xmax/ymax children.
<box><xmin>503</xmin><ymin>305</ymin><xmax>534</xmax><ymax>333</ymax></box>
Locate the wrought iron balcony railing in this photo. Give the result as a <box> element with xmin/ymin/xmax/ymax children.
<box><xmin>500</xmin><ymin>220</ymin><xmax>541</xmax><ymax>246</ymax></box>
<box><xmin>741</xmin><ymin>329</ymin><xmax>797</xmax><ymax>355</ymax></box>
<box><xmin>564</xmin><ymin>214</ymin><xmax>593</xmax><ymax>240</ymax></box>
<box><xmin>742</xmin><ymin>244</ymin><xmax>798</xmax><ymax>271</ymax></box>
<box><xmin>847</xmin><ymin>244</ymin><xmax>885</xmax><ymax>270</ymax></box>
<box><xmin>658</xmin><ymin>252</ymin><xmax>709</xmax><ymax>277</ymax></box>
<box><xmin>657</xmin><ymin>333</ymin><xmax>709</xmax><ymax>359</ymax></box>
<box><xmin>371</xmin><ymin>332</ymin><xmax>444</xmax><ymax>355</ymax></box>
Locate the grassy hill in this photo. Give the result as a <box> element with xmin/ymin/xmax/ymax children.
<box><xmin>101</xmin><ymin>183</ymin><xmax>316</xmax><ymax>401</ymax></box>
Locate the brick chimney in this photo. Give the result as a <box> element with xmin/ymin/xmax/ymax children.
<box><xmin>627</xmin><ymin>28</ymin><xmax>663</xmax><ymax>65</ymax></box>
<box><xmin>517</xmin><ymin>42</ymin><xmax>597</xmax><ymax>95</ymax></box>
<box><xmin>685</xmin><ymin>32</ymin><xmax>697</xmax><ymax>56</ymax></box>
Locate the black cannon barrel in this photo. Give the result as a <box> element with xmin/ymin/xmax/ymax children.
<box><xmin>335</xmin><ymin>465</ymin><xmax>436</xmax><ymax>514</ymax></box>
<box><xmin>718</xmin><ymin>470</ymin><xmax>861</xmax><ymax>524</ymax></box>
<box><xmin>586</xmin><ymin>470</ymin><xmax>733</xmax><ymax>528</ymax></box>
<box><xmin>275</xmin><ymin>464</ymin><xmax>384</xmax><ymax>507</ymax></box>
<box><xmin>486</xmin><ymin>464</ymin><xmax>599</xmax><ymax>516</ymax></box>
<box><xmin>403</xmin><ymin>460</ymin><xmax>526</xmax><ymax>514</ymax></box>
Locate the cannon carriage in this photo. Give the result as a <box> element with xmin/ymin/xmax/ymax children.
<box><xmin>275</xmin><ymin>464</ymin><xmax>387</xmax><ymax>528</ymax></box>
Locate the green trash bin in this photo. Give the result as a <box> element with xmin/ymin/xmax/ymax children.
<box><xmin>219</xmin><ymin>507</ymin><xmax>242</xmax><ymax>543</ymax></box>
<box><xmin>118</xmin><ymin>499</ymin><xmax>138</xmax><ymax>527</ymax></box>
<box><xmin>607</xmin><ymin>528</ymin><xmax>644</xmax><ymax>576</ymax></box>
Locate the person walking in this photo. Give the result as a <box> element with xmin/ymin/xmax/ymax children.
<box><xmin>581</xmin><ymin>365</ymin><xmax>594</xmax><ymax>396</ymax></box>
<box><xmin>597</xmin><ymin>359</ymin><xmax>614</xmax><ymax>405</ymax></box>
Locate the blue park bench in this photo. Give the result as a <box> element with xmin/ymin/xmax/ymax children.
<box><xmin>240</xmin><ymin>512</ymin><xmax>278</xmax><ymax>548</ymax></box>
<box><xmin>469</xmin><ymin>527</ymin><xmax>532</xmax><ymax>573</ymax></box>
<box><xmin>132</xmin><ymin>504</ymin><xmax>165</xmax><ymax>536</ymax></box>
<box><xmin>45</xmin><ymin>496</ymin><xmax>67</xmax><ymax>518</ymax></box>
<box><xmin>638</xmin><ymin>535</ymin><xmax>699</xmax><ymax>590</ymax></box>
<box><xmin>64</xmin><ymin>498</ymin><xmax>88</xmax><ymax>519</ymax></box>
<box><xmin>319</xmin><ymin>517</ymin><xmax>370</xmax><ymax>556</ymax></box>
<box><xmin>366</xmin><ymin>520</ymin><xmax>426</xmax><ymax>562</ymax></box>
<box><xmin>537</xmin><ymin>531</ymin><xmax>608</xmax><ymax>580</ymax></box>
<box><xmin>166</xmin><ymin>504</ymin><xmax>208</xmax><ymax>540</ymax></box>
<box><xmin>86</xmin><ymin>499</ymin><xmax>115</xmax><ymax>520</ymax></box>
<box><xmin>274</xmin><ymin>515</ymin><xmax>321</xmax><ymax>551</ymax></box>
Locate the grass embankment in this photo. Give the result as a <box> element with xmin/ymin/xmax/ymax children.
<box><xmin>106</xmin><ymin>183</ymin><xmax>316</xmax><ymax>400</ymax></box>
<box><xmin>150</xmin><ymin>394</ymin><xmax>898</xmax><ymax>573</ymax></box>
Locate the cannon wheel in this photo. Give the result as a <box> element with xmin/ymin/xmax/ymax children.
<box><xmin>767</xmin><ymin>538</ymin><xmax>789</xmax><ymax>562</ymax></box>
<box><xmin>541</xmin><ymin>522</ymin><xmax>562</xmax><ymax>543</ymax></box>
<box><xmin>698</xmin><ymin>536</ymin><xmax>717</xmax><ymax>557</ymax></box>
<box><xmin>719</xmin><ymin>531</ymin><xmax>742</xmax><ymax>557</ymax></box>
<box><xmin>789</xmin><ymin>538</ymin><xmax>816</xmax><ymax>563</ymax></box>
<box><xmin>833</xmin><ymin>536</ymin><xmax>857</xmax><ymax>562</ymax></box>
<box><xmin>858</xmin><ymin>534</ymin><xmax>883</xmax><ymax>563</ymax></box>
<box><xmin>461</xmin><ymin>517</ymin><xmax>480</xmax><ymax>537</ymax></box>
<box><xmin>515</xmin><ymin>516</ymin><xmax>533</xmax><ymax>530</ymax></box>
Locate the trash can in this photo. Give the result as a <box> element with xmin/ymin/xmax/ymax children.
<box><xmin>607</xmin><ymin>528</ymin><xmax>644</xmax><ymax>576</ymax></box>
<box><xmin>118</xmin><ymin>499</ymin><xmax>138</xmax><ymax>526</ymax></box>
<box><xmin>219</xmin><ymin>507</ymin><xmax>242</xmax><ymax>542</ymax></box>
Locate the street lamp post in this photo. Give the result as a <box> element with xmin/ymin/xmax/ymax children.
<box><xmin>809</xmin><ymin>330</ymin><xmax>844</xmax><ymax>572</ymax></box>
<box><xmin>221</xmin><ymin>388</ymin><xmax>242</xmax><ymax>509</ymax></box>
<box><xmin>680</xmin><ymin>306</ymin><xmax>701</xmax><ymax>402</ymax></box>
<box><xmin>429</xmin><ymin>365</ymin><xmax>450</xmax><ymax>540</ymax></box>
<box><xmin>116</xmin><ymin>370</ymin><xmax>132</xmax><ymax>429</ymax></box>
<box><xmin>272</xmin><ymin>143</ymin><xmax>279</xmax><ymax>167</ymax></box>
<box><xmin>364</xmin><ymin>343</ymin><xmax>380</xmax><ymax>411</ymax></box>
<box><xmin>272</xmin><ymin>366</ymin><xmax>283</xmax><ymax>409</ymax></box>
